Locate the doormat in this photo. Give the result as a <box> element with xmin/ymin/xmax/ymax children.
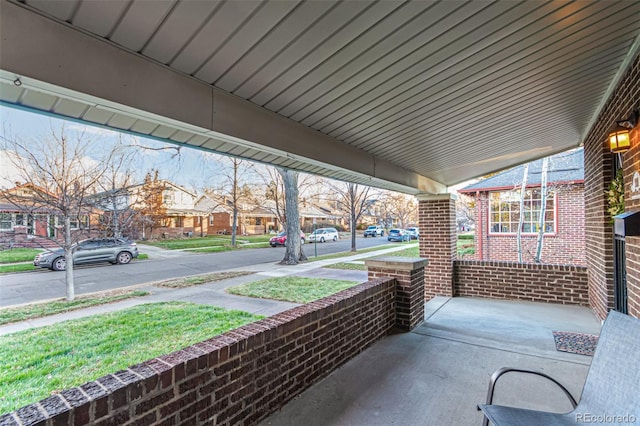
<box><xmin>552</xmin><ymin>331</ymin><xmax>599</xmax><ymax>356</ymax></box>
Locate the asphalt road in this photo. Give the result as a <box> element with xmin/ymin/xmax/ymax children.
<box><xmin>0</xmin><ymin>236</ymin><xmax>392</xmax><ymax>308</ymax></box>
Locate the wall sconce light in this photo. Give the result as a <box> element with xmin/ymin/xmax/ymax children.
<box><xmin>609</xmin><ymin>110</ymin><xmax>637</xmax><ymax>153</ymax></box>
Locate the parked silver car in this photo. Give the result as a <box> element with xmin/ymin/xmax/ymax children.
<box><xmin>34</xmin><ymin>238</ymin><xmax>139</xmax><ymax>271</ymax></box>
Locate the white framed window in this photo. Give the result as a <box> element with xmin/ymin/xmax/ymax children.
<box><xmin>0</xmin><ymin>213</ymin><xmax>12</xmax><ymax>230</ymax></box>
<box><xmin>66</xmin><ymin>215</ymin><xmax>89</xmax><ymax>230</ymax></box>
<box><xmin>489</xmin><ymin>189</ymin><xmax>556</xmax><ymax>234</ymax></box>
<box><xmin>209</xmin><ymin>215</ymin><xmax>214</xmax><ymax>225</ymax></box>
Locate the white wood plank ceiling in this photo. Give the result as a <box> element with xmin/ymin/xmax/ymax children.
<box><xmin>2</xmin><ymin>0</ymin><xmax>640</xmax><ymax>192</ymax></box>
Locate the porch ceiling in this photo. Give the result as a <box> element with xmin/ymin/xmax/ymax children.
<box><xmin>1</xmin><ymin>0</ymin><xmax>639</xmax><ymax>194</ymax></box>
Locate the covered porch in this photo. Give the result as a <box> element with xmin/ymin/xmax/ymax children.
<box><xmin>263</xmin><ymin>296</ymin><xmax>600</xmax><ymax>426</ymax></box>
<box><xmin>1</xmin><ymin>1</ymin><xmax>639</xmax><ymax>424</ymax></box>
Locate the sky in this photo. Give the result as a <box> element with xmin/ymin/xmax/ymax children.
<box><xmin>0</xmin><ymin>105</ymin><xmax>472</xmax><ymax>195</ymax></box>
<box><xmin>0</xmin><ymin>105</ymin><xmax>228</xmax><ymax>191</ymax></box>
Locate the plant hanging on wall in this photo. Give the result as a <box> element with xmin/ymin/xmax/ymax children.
<box><xmin>606</xmin><ymin>168</ymin><xmax>625</xmax><ymax>222</ymax></box>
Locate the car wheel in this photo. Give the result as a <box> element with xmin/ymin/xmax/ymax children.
<box><xmin>320</xmin><ymin>237</ymin><xmax>325</xmax><ymax>243</ymax></box>
<box><xmin>52</xmin><ymin>257</ymin><xmax>66</xmax><ymax>271</ymax></box>
<box><xmin>333</xmin><ymin>236</ymin><xmax>338</xmax><ymax>242</ymax></box>
<box><xmin>380</xmin><ymin>231</ymin><xmax>384</xmax><ymax>236</ymax></box>
<box><xmin>116</xmin><ymin>251</ymin><xmax>132</xmax><ymax>264</ymax></box>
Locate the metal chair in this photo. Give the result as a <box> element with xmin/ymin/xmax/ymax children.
<box><xmin>478</xmin><ymin>310</ymin><xmax>640</xmax><ymax>425</ymax></box>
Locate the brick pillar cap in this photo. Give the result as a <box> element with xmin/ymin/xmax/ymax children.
<box><xmin>365</xmin><ymin>256</ymin><xmax>429</xmax><ymax>270</ymax></box>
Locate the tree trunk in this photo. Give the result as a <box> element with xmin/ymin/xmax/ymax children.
<box><xmin>534</xmin><ymin>157</ymin><xmax>549</xmax><ymax>263</ymax></box>
<box><xmin>350</xmin><ymin>210</ymin><xmax>357</xmax><ymax>252</ymax></box>
<box><xmin>231</xmin><ymin>160</ymin><xmax>238</xmax><ymax>247</ymax></box>
<box><xmin>278</xmin><ymin>168</ymin><xmax>307</xmax><ymax>264</ymax></box>
<box><xmin>64</xmin><ymin>216</ymin><xmax>75</xmax><ymax>301</ymax></box>
<box><xmin>516</xmin><ymin>164</ymin><xmax>529</xmax><ymax>262</ymax></box>
<box><xmin>232</xmin><ymin>206</ymin><xmax>238</xmax><ymax>247</ymax></box>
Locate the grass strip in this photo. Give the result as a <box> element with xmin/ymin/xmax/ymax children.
<box><xmin>0</xmin><ymin>302</ymin><xmax>262</xmax><ymax>413</ymax></box>
<box><xmin>154</xmin><ymin>271</ymin><xmax>253</xmax><ymax>288</ymax></box>
<box><xmin>0</xmin><ymin>263</ymin><xmax>36</xmax><ymax>274</ymax></box>
<box><xmin>0</xmin><ymin>248</ymin><xmax>43</xmax><ymax>264</ymax></box>
<box><xmin>379</xmin><ymin>245</ymin><xmax>420</xmax><ymax>258</ymax></box>
<box><xmin>0</xmin><ymin>290</ymin><xmax>150</xmax><ymax>326</ymax></box>
<box><xmin>323</xmin><ymin>262</ymin><xmax>367</xmax><ymax>271</ymax></box>
<box><xmin>142</xmin><ymin>235</ymin><xmax>272</xmax><ymax>250</ymax></box>
<box><xmin>227</xmin><ymin>276</ymin><xmax>359</xmax><ymax>304</ymax></box>
<box><xmin>187</xmin><ymin>246</ymin><xmax>233</xmax><ymax>253</ymax></box>
<box><xmin>307</xmin><ymin>244</ymin><xmax>399</xmax><ymax>261</ymax></box>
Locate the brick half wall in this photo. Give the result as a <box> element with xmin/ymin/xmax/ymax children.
<box><xmin>454</xmin><ymin>260</ymin><xmax>589</xmax><ymax>306</ymax></box>
<box><xmin>2</xmin><ymin>279</ymin><xmax>396</xmax><ymax>426</ymax></box>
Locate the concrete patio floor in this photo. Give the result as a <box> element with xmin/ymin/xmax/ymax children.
<box><xmin>261</xmin><ymin>297</ymin><xmax>601</xmax><ymax>426</ymax></box>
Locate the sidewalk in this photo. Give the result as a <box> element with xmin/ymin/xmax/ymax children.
<box><xmin>0</xmin><ymin>243</ymin><xmax>415</xmax><ymax>336</ymax></box>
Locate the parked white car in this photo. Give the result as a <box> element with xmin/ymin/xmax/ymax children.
<box><xmin>406</xmin><ymin>227</ymin><xmax>420</xmax><ymax>240</ymax></box>
<box><xmin>308</xmin><ymin>227</ymin><xmax>339</xmax><ymax>243</ymax></box>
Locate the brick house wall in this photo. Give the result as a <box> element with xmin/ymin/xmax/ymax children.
<box><xmin>583</xmin><ymin>53</ymin><xmax>639</xmax><ymax>320</ymax></box>
<box><xmin>454</xmin><ymin>260</ymin><xmax>589</xmax><ymax>306</ymax></box>
<box><xmin>204</xmin><ymin>212</ymin><xmax>232</xmax><ymax>235</ymax></box>
<box><xmin>472</xmin><ymin>185</ymin><xmax>586</xmax><ymax>265</ymax></box>
<box><xmin>1</xmin><ymin>279</ymin><xmax>398</xmax><ymax>426</ymax></box>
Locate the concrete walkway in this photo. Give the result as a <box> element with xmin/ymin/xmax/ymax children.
<box><xmin>0</xmin><ymin>244</ymin><xmax>411</xmax><ymax>336</ymax></box>
<box><xmin>262</xmin><ymin>297</ymin><xmax>601</xmax><ymax>426</ymax></box>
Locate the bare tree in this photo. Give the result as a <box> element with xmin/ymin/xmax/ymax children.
<box><xmin>92</xmin><ymin>137</ymin><xmax>139</xmax><ymax>238</ymax></box>
<box><xmin>379</xmin><ymin>192</ymin><xmax>418</xmax><ymax>229</ymax></box>
<box><xmin>455</xmin><ymin>193</ymin><xmax>475</xmax><ymax>230</ymax></box>
<box><xmin>1</xmin><ymin>126</ymin><xmax>113</xmax><ymax>301</ymax></box>
<box><xmin>330</xmin><ymin>181</ymin><xmax>371</xmax><ymax>252</ymax></box>
<box><xmin>257</xmin><ymin>165</ymin><xmax>318</xmax><ymax>233</ymax></box>
<box><xmin>208</xmin><ymin>157</ymin><xmax>256</xmax><ymax>247</ymax></box>
<box><xmin>277</xmin><ymin>168</ymin><xmax>307</xmax><ymax>265</ymax></box>
<box><xmin>516</xmin><ymin>164</ymin><xmax>529</xmax><ymax>263</ymax></box>
<box><xmin>534</xmin><ymin>157</ymin><xmax>549</xmax><ymax>263</ymax></box>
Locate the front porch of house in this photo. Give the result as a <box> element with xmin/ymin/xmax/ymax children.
<box><xmin>1</xmin><ymin>3</ymin><xmax>639</xmax><ymax>424</ymax></box>
<box><xmin>2</xmin><ymin>257</ymin><xmax>607</xmax><ymax>426</ymax></box>
<box><xmin>262</xmin><ymin>296</ymin><xmax>600</xmax><ymax>426</ymax></box>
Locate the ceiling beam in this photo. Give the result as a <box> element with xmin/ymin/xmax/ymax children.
<box><xmin>0</xmin><ymin>1</ymin><xmax>446</xmax><ymax>195</ymax></box>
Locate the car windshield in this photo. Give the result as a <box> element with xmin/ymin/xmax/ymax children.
<box><xmin>277</xmin><ymin>231</ymin><xmax>286</xmax><ymax>236</ymax></box>
<box><xmin>390</xmin><ymin>229</ymin><xmax>401</xmax><ymax>234</ymax></box>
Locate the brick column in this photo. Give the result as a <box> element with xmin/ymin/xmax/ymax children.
<box><xmin>417</xmin><ymin>193</ymin><xmax>457</xmax><ymax>300</ymax></box>
<box><xmin>366</xmin><ymin>257</ymin><xmax>428</xmax><ymax>331</ymax></box>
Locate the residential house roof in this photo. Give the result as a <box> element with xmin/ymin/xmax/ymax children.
<box><xmin>458</xmin><ymin>148</ymin><xmax>584</xmax><ymax>193</ymax></box>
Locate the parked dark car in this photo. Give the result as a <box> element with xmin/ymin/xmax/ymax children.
<box><xmin>33</xmin><ymin>238</ymin><xmax>139</xmax><ymax>271</ymax></box>
<box><xmin>269</xmin><ymin>231</ymin><xmax>306</xmax><ymax>247</ymax></box>
<box><xmin>387</xmin><ymin>229</ymin><xmax>410</xmax><ymax>242</ymax></box>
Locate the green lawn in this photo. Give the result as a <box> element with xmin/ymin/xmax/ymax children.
<box><xmin>227</xmin><ymin>276</ymin><xmax>359</xmax><ymax>303</ymax></box>
<box><xmin>323</xmin><ymin>262</ymin><xmax>367</xmax><ymax>271</ymax></box>
<box><xmin>0</xmin><ymin>291</ymin><xmax>150</xmax><ymax>326</ymax></box>
<box><xmin>0</xmin><ymin>263</ymin><xmax>36</xmax><ymax>274</ymax></box>
<box><xmin>143</xmin><ymin>234</ymin><xmax>272</xmax><ymax>250</ymax></box>
<box><xmin>154</xmin><ymin>271</ymin><xmax>252</xmax><ymax>288</ymax></box>
<box><xmin>307</xmin><ymin>243</ymin><xmax>401</xmax><ymax>261</ymax></box>
<box><xmin>0</xmin><ymin>303</ymin><xmax>263</xmax><ymax>413</ymax></box>
<box><xmin>0</xmin><ymin>248</ymin><xmax>42</xmax><ymax>264</ymax></box>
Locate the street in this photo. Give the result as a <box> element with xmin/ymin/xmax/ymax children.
<box><xmin>0</xmin><ymin>236</ymin><xmax>393</xmax><ymax>307</ymax></box>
